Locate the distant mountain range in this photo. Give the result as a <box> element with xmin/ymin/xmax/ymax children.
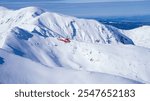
<box><xmin>88</xmin><ymin>15</ymin><xmax>150</xmax><ymax>29</ymax></box>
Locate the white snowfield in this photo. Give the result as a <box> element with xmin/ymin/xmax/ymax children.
<box><xmin>0</xmin><ymin>6</ymin><xmax>150</xmax><ymax>84</ymax></box>
<box><xmin>0</xmin><ymin>49</ymin><xmax>141</xmax><ymax>84</ymax></box>
<box><xmin>123</xmin><ymin>26</ymin><xmax>150</xmax><ymax>48</ymax></box>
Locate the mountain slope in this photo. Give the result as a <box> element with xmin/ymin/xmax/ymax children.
<box><xmin>2</xmin><ymin>34</ymin><xmax>150</xmax><ymax>83</ymax></box>
<box><xmin>0</xmin><ymin>49</ymin><xmax>141</xmax><ymax>84</ymax></box>
<box><xmin>0</xmin><ymin>6</ymin><xmax>150</xmax><ymax>84</ymax></box>
<box><xmin>123</xmin><ymin>26</ymin><xmax>150</xmax><ymax>48</ymax></box>
<box><xmin>0</xmin><ymin>6</ymin><xmax>133</xmax><ymax>48</ymax></box>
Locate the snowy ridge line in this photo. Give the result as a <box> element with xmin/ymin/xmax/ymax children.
<box><xmin>0</xmin><ymin>6</ymin><xmax>134</xmax><ymax>46</ymax></box>
<box><xmin>123</xmin><ymin>26</ymin><xmax>150</xmax><ymax>48</ymax></box>
<box><xmin>0</xmin><ymin>6</ymin><xmax>150</xmax><ymax>83</ymax></box>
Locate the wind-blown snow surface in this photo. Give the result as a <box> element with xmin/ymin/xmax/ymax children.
<box><xmin>0</xmin><ymin>6</ymin><xmax>150</xmax><ymax>84</ymax></box>
<box><xmin>0</xmin><ymin>49</ymin><xmax>141</xmax><ymax>84</ymax></box>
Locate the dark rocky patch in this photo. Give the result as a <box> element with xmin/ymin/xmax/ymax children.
<box><xmin>0</xmin><ymin>57</ymin><xmax>4</xmax><ymax>64</ymax></box>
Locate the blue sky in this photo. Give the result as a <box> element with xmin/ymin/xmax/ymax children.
<box><xmin>0</xmin><ymin>0</ymin><xmax>146</xmax><ymax>3</ymax></box>
<box><xmin>0</xmin><ymin>0</ymin><xmax>150</xmax><ymax>17</ymax></box>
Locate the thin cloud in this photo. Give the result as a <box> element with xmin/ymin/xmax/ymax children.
<box><xmin>0</xmin><ymin>0</ymin><xmax>146</xmax><ymax>3</ymax></box>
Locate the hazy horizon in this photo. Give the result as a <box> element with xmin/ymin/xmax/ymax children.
<box><xmin>0</xmin><ymin>0</ymin><xmax>150</xmax><ymax>17</ymax></box>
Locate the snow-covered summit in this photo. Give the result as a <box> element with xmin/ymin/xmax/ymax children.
<box><xmin>124</xmin><ymin>26</ymin><xmax>150</xmax><ymax>48</ymax></box>
<box><xmin>0</xmin><ymin>6</ymin><xmax>134</xmax><ymax>47</ymax></box>
<box><xmin>0</xmin><ymin>6</ymin><xmax>150</xmax><ymax>84</ymax></box>
<box><xmin>0</xmin><ymin>6</ymin><xmax>10</xmax><ymax>11</ymax></box>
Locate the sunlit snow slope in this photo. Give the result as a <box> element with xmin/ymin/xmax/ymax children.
<box><xmin>0</xmin><ymin>49</ymin><xmax>141</xmax><ymax>84</ymax></box>
<box><xmin>0</xmin><ymin>7</ymin><xmax>133</xmax><ymax>47</ymax></box>
<box><xmin>123</xmin><ymin>26</ymin><xmax>150</xmax><ymax>48</ymax></box>
<box><xmin>0</xmin><ymin>6</ymin><xmax>150</xmax><ymax>84</ymax></box>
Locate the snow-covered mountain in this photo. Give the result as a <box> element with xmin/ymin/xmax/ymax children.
<box><xmin>0</xmin><ymin>6</ymin><xmax>150</xmax><ymax>84</ymax></box>
<box><xmin>123</xmin><ymin>26</ymin><xmax>150</xmax><ymax>48</ymax></box>
<box><xmin>0</xmin><ymin>7</ymin><xmax>133</xmax><ymax>47</ymax></box>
